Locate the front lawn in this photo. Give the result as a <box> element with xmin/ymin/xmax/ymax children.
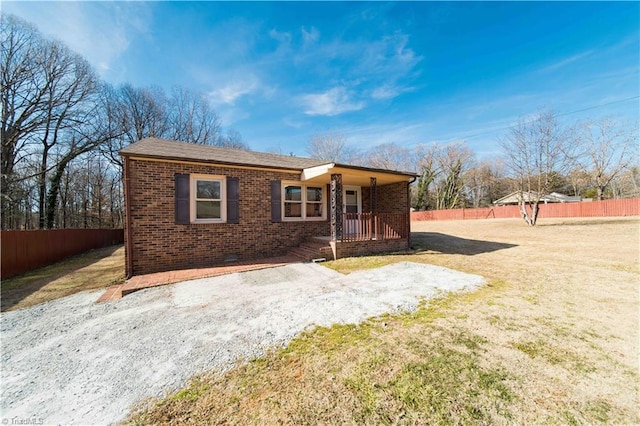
<box><xmin>127</xmin><ymin>217</ymin><xmax>639</xmax><ymax>424</ymax></box>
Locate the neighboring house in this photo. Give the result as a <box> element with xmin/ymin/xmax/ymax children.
<box><xmin>120</xmin><ymin>138</ymin><xmax>417</xmax><ymax>277</ymax></box>
<box><xmin>493</xmin><ymin>191</ymin><xmax>582</xmax><ymax>206</ymax></box>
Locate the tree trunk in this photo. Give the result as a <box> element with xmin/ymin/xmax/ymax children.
<box><xmin>519</xmin><ymin>200</ymin><xmax>539</xmax><ymax>226</ymax></box>
<box><xmin>45</xmin><ymin>160</ymin><xmax>68</xmax><ymax>229</ymax></box>
<box><xmin>38</xmin><ymin>146</ymin><xmax>49</xmax><ymax>229</ymax></box>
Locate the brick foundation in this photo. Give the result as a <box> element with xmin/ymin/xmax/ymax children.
<box><xmin>330</xmin><ymin>238</ymin><xmax>410</xmax><ymax>259</ymax></box>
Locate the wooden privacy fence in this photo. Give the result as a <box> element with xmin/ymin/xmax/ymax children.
<box><xmin>1</xmin><ymin>228</ymin><xmax>124</xmax><ymax>279</ymax></box>
<box><xmin>411</xmin><ymin>198</ymin><xmax>640</xmax><ymax>221</ymax></box>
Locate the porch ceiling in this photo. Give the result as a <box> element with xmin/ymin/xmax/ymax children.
<box><xmin>301</xmin><ymin>164</ymin><xmax>415</xmax><ymax>186</ymax></box>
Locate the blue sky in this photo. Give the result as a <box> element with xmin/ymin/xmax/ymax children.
<box><xmin>4</xmin><ymin>1</ymin><xmax>639</xmax><ymax>158</ymax></box>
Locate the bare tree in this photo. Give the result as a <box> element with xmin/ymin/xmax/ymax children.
<box><xmin>0</xmin><ymin>13</ymin><xmax>107</xmax><ymax>228</ymax></box>
<box><xmin>610</xmin><ymin>162</ymin><xmax>640</xmax><ymax>199</ymax></box>
<box><xmin>433</xmin><ymin>142</ymin><xmax>475</xmax><ymax>210</ymax></box>
<box><xmin>307</xmin><ymin>132</ymin><xmax>361</xmax><ymax>164</ymax></box>
<box><xmin>36</xmin><ymin>42</ymin><xmax>100</xmax><ymax>228</ymax></box>
<box><xmin>1</xmin><ymin>14</ymin><xmax>50</xmax><ymax>228</ymax></box>
<box><xmin>365</xmin><ymin>142</ymin><xmax>416</xmax><ymax>171</ymax></box>
<box><xmin>576</xmin><ymin>118</ymin><xmax>638</xmax><ymax>200</ymax></box>
<box><xmin>216</xmin><ymin>128</ymin><xmax>249</xmax><ymax>150</ymax></box>
<box><xmin>465</xmin><ymin>159</ymin><xmax>506</xmax><ymax>208</ymax></box>
<box><xmin>168</xmin><ymin>86</ymin><xmax>222</xmax><ymax>145</ymax></box>
<box><xmin>566</xmin><ymin>166</ymin><xmax>591</xmax><ymax>197</ymax></box>
<box><xmin>500</xmin><ymin>110</ymin><xmax>574</xmax><ymax>226</ymax></box>
<box><xmin>102</xmin><ymin>83</ymin><xmax>170</xmax><ymax>169</ymax></box>
<box><xmin>44</xmin><ymin>81</ymin><xmax>123</xmax><ymax>228</ymax></box>
<box><xmin>414</xmin><ymin>145</ymin><xmax>438</xmax><ymax>210</ymax></box>
<box><xmin>2</xmin><ymin>13</ymin><xmax>241</xmax><ymax>229</ymax></box>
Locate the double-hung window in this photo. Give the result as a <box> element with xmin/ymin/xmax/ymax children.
<box><xmin>191</xmin><ymin>175</ymin><xmax>226</xmax><ymax>223</ymax></box>
<box><xmin>283</xmin><ymin>183</ymin><xmax>325</xmax><ymax>220</ymax></box>
<box><xmin>306</xmin><ymin>186</ymin><xmax>323</xmax><ymax>218</ymax></box>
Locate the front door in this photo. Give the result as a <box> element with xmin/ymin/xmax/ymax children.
<box><xmin>343</xmin><ymin>186</ymin><xmax>361</xmax><ymax>236</ymax></box>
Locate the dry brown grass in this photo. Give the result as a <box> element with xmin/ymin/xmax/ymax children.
<box><xmin>126</xmin><ymin>217</ymin><xmax>639</xmax><ymax>425</ymax></box>
<box><xmin>1</xmin><ymin>245</ymin><xmax>125</xmax><ymax>311</ymax></box>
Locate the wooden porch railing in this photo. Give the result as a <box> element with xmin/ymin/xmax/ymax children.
<box><xmin>341</xmin><ymin>213</ymin><xmax>408</xmax><ymax>242</ymax></box>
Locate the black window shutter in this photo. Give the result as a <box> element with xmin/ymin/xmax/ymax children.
<box><xmin>227</xmin><ymin>177</ymin><xmax>240</xmax><ymax>224</ymax></box>
<box><xmin>175</xmin><ymin>174</ymin><xmax>190</xmax><ymax>224</ymax></box>
<box><xmin>271</xmin><ymin>180</ymin><xmax>282</xmax><ymax>223</ymax></box>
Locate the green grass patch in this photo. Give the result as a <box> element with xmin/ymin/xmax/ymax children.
<box><xmin>385</xmin><ymin>346</ymin><xmax>514</xmax><ymax>423</ymax></box>
<box><xmin>585</xmin><ymin>399</ymin><xmax>612</xmax><ymax>423</ymax></box>
<box><xmin>323</xmin><ymin>254</ymin><xmax>398</xmax><ymax>274</ymax></box>
<box><xmin>282</xmin><ymin>322</ymin><xmax>374</xmax><ymax>356</ymax></box>
<box><xmin>172</xmin><ymin>377</ymin><xmax>211</xmax><ymax>402</ymax></box>
<box><xmin>512</xmin><ymin>339</ymin><xmax>596</xmax><ymax>373</ymax></box>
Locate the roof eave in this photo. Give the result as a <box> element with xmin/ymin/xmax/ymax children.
<box><xmin>119</xmin><ymin>152</ymin><xmax>306</xmax><ymax>172</ymax></box>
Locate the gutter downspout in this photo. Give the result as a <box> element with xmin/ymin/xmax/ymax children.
<box><xmin>407</xmin><ymin>176</ymin><xmax>417</xmax><ymax>250</ymax></box>
<box><xmin>124</xmin><ymin>156</ymin><xmax>134</xmax><ymax>279</ymax></box>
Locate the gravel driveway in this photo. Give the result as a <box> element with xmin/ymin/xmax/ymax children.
<box><xmin>1</xmin><ymin>261</ymin><xmax>483</xmax><ymax>425</ymax></box>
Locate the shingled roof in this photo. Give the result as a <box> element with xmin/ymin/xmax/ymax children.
<box><xmin>120</xmin><ymin>138</ymin><xmax>327</xmax><ymax>170</ymax></box>
<box><xmin>120</xmin><ymin>138</ymin><xmax>417</xmax><ymax>178</ymax></box>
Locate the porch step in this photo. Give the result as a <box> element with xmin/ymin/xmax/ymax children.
<box><xmin>288</xmin><ymin>240</ymin><xmax>333</xmax><ymax>262</ymax></box>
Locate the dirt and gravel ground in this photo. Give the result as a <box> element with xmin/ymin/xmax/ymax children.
<box><xmin>2</xmin><ymin>217</ymin><xmax>637</xmax><ymax>425</ymax></box>
<box><xmin>129</xmin><ymin>216</ymin><xmax>638</xmax><ymax>425</ymax></box>
<box><xmin>0</xmin><ymin>260</ymin><xmax>482</xmax><ymax>425</ymax></box>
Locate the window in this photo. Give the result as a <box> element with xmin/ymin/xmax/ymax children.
<box><xmin>306</xmin><ymin>186</ymin><xmax>323</xmax><ymax>217</ymax></box>
<box><xmin>283</xmin><ymin>183</ymin><xmax>325</xmax><ymax>220</ymax></box>
<box><xmin>284</xmin><ymin>185</ymin><xmax>302</xmax><ymax>218</ymax></box>
<box><xmin>345</xmin><ymin>190</ymin><xmax>359</xmax><ymax>213</ymax></box>
<box><xmin>191</xmin><ymin>175</ymin><xmax>226</xmax><ymax>223</ymax></box>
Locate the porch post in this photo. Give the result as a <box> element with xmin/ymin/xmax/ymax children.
<box><xmin>370</xmin><ymin>177</ymin><xmax>377</xmax><ymax>213</ymax></box>
<box><xmin>330</xmin><ymin>173</ymin><xmax>343</xmax><ymax>241</ymax></box>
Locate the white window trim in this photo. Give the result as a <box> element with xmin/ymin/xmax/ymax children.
<box><xmin>282</xmin><ymin>181</ymin><xmax>327</xmax><ymax>222</ymax></box>
<box><xmin>343</xmin><ymin>185</ymin><xmax>362</xmax><ymax>214</ymax></box>
<box><xmin>191</xmin><ymin>174</ymin><xmax>227</xmax><ymax>223</ymax></box>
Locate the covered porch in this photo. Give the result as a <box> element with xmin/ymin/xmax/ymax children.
<box><xmin>299</xmin><ymin>162</ymin><xmax>415</xmax><ymax>259</ymax></box>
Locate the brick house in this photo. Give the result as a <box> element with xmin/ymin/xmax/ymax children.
<box><xmin>120</xmin><ymin>138</ymin><xmax>417</xmax><ymax>277</ymax></box>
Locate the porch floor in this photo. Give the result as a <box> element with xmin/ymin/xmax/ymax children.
<box><xmin>96</xmin><ymin>254</ymin><xmax>303</xmax><ymax>303</ymax></box>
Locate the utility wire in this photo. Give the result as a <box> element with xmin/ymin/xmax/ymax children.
<box><xmin>556</xmin><ymin>95</ymin><xmax>639</xmax><ymax>117</ymax></box>
<box><xmin>444</xmin><ymin>95</ymin><xmax>639</xmax><ymax>143</ymax></box>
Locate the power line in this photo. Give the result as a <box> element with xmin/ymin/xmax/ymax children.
<box><xmin>446</xmin><ymin>95</ymin><xmax>640</xmax><ymax>143</ymax></box>
<box><xmin>556</xmin><ymin>95</ymin><xmax>640</xmax><ymax>117</ymax></box>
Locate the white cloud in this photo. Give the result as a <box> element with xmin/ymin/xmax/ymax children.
<box><xmin>301</xmin><ymin>26</ymin><xmax>319</xmax><ymax>46</ymax></box>
<box><xmin>2</xmin><ymin>2</ymin><xmax>150</xmax><ymax>77</ymax></box>
<box><xmin>208</xmin><ymin>77</ymin><xmax>260</xmax><ymax>105</ymax></box>
<box><xmin>371</xmin><ymin>86</ymin><xmax>397</xmax><ymax>100</ymax></box>
<box><xmin>370</xmin><ymin>84</ymin><xmax>413</xmax><ymax>100</ymax></box>
<box><xmin>217</xmin><ymin>107</ymin><xmax>250</xmax><ymax>127</ymax></box>
<box><xmin>356</xmin><ymin>32</ymin><xmax>422</xmax><ymax>78</ymax></box>
<box><xmin>292</xmin><ymin>31</ymin><xmax>422</xmax><ymax>104</ymax></box>
<box><xmin>269</xmin><ymin>28</ymin><xmax>292</xmax><ymax>45</ymax></box>
<box><xmin>301</xmin><ymin>87</ymin><xmax>365</xmax><ymax>116</ymax></box>
<box><xmin>537</xmin><ymin>50</ymin><xmax>594</xmax><ymax>74</ymax></box>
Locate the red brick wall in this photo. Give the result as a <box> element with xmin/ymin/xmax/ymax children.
<box><xmin>378</xmin><ymin>182</ymin><xmax>409</xmax><ymax>214</ymax></box>
<box><xmin>331</xmin><ymin>238</ymin><xmax>409</xmax><ymax>258</ymax></box>
<box><xmin>126</xmin><ymin>159</ymin><xmax>330</xmax><ymax>275</ymax></box>
<box><xmin>359</xmin><ymin>182</ymin><xmax>408</xmax><ymax>214</ymax></box>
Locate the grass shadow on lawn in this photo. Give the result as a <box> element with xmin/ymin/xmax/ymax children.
<box><xmin>411</xmin><ymin>232</ymin><xmax>517</xmax><ymax>256</ymax></box>
<box><xmin>1</xmin><ymin>244</ymin><xmax>125</xmax><ymax>312</ymax></box>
